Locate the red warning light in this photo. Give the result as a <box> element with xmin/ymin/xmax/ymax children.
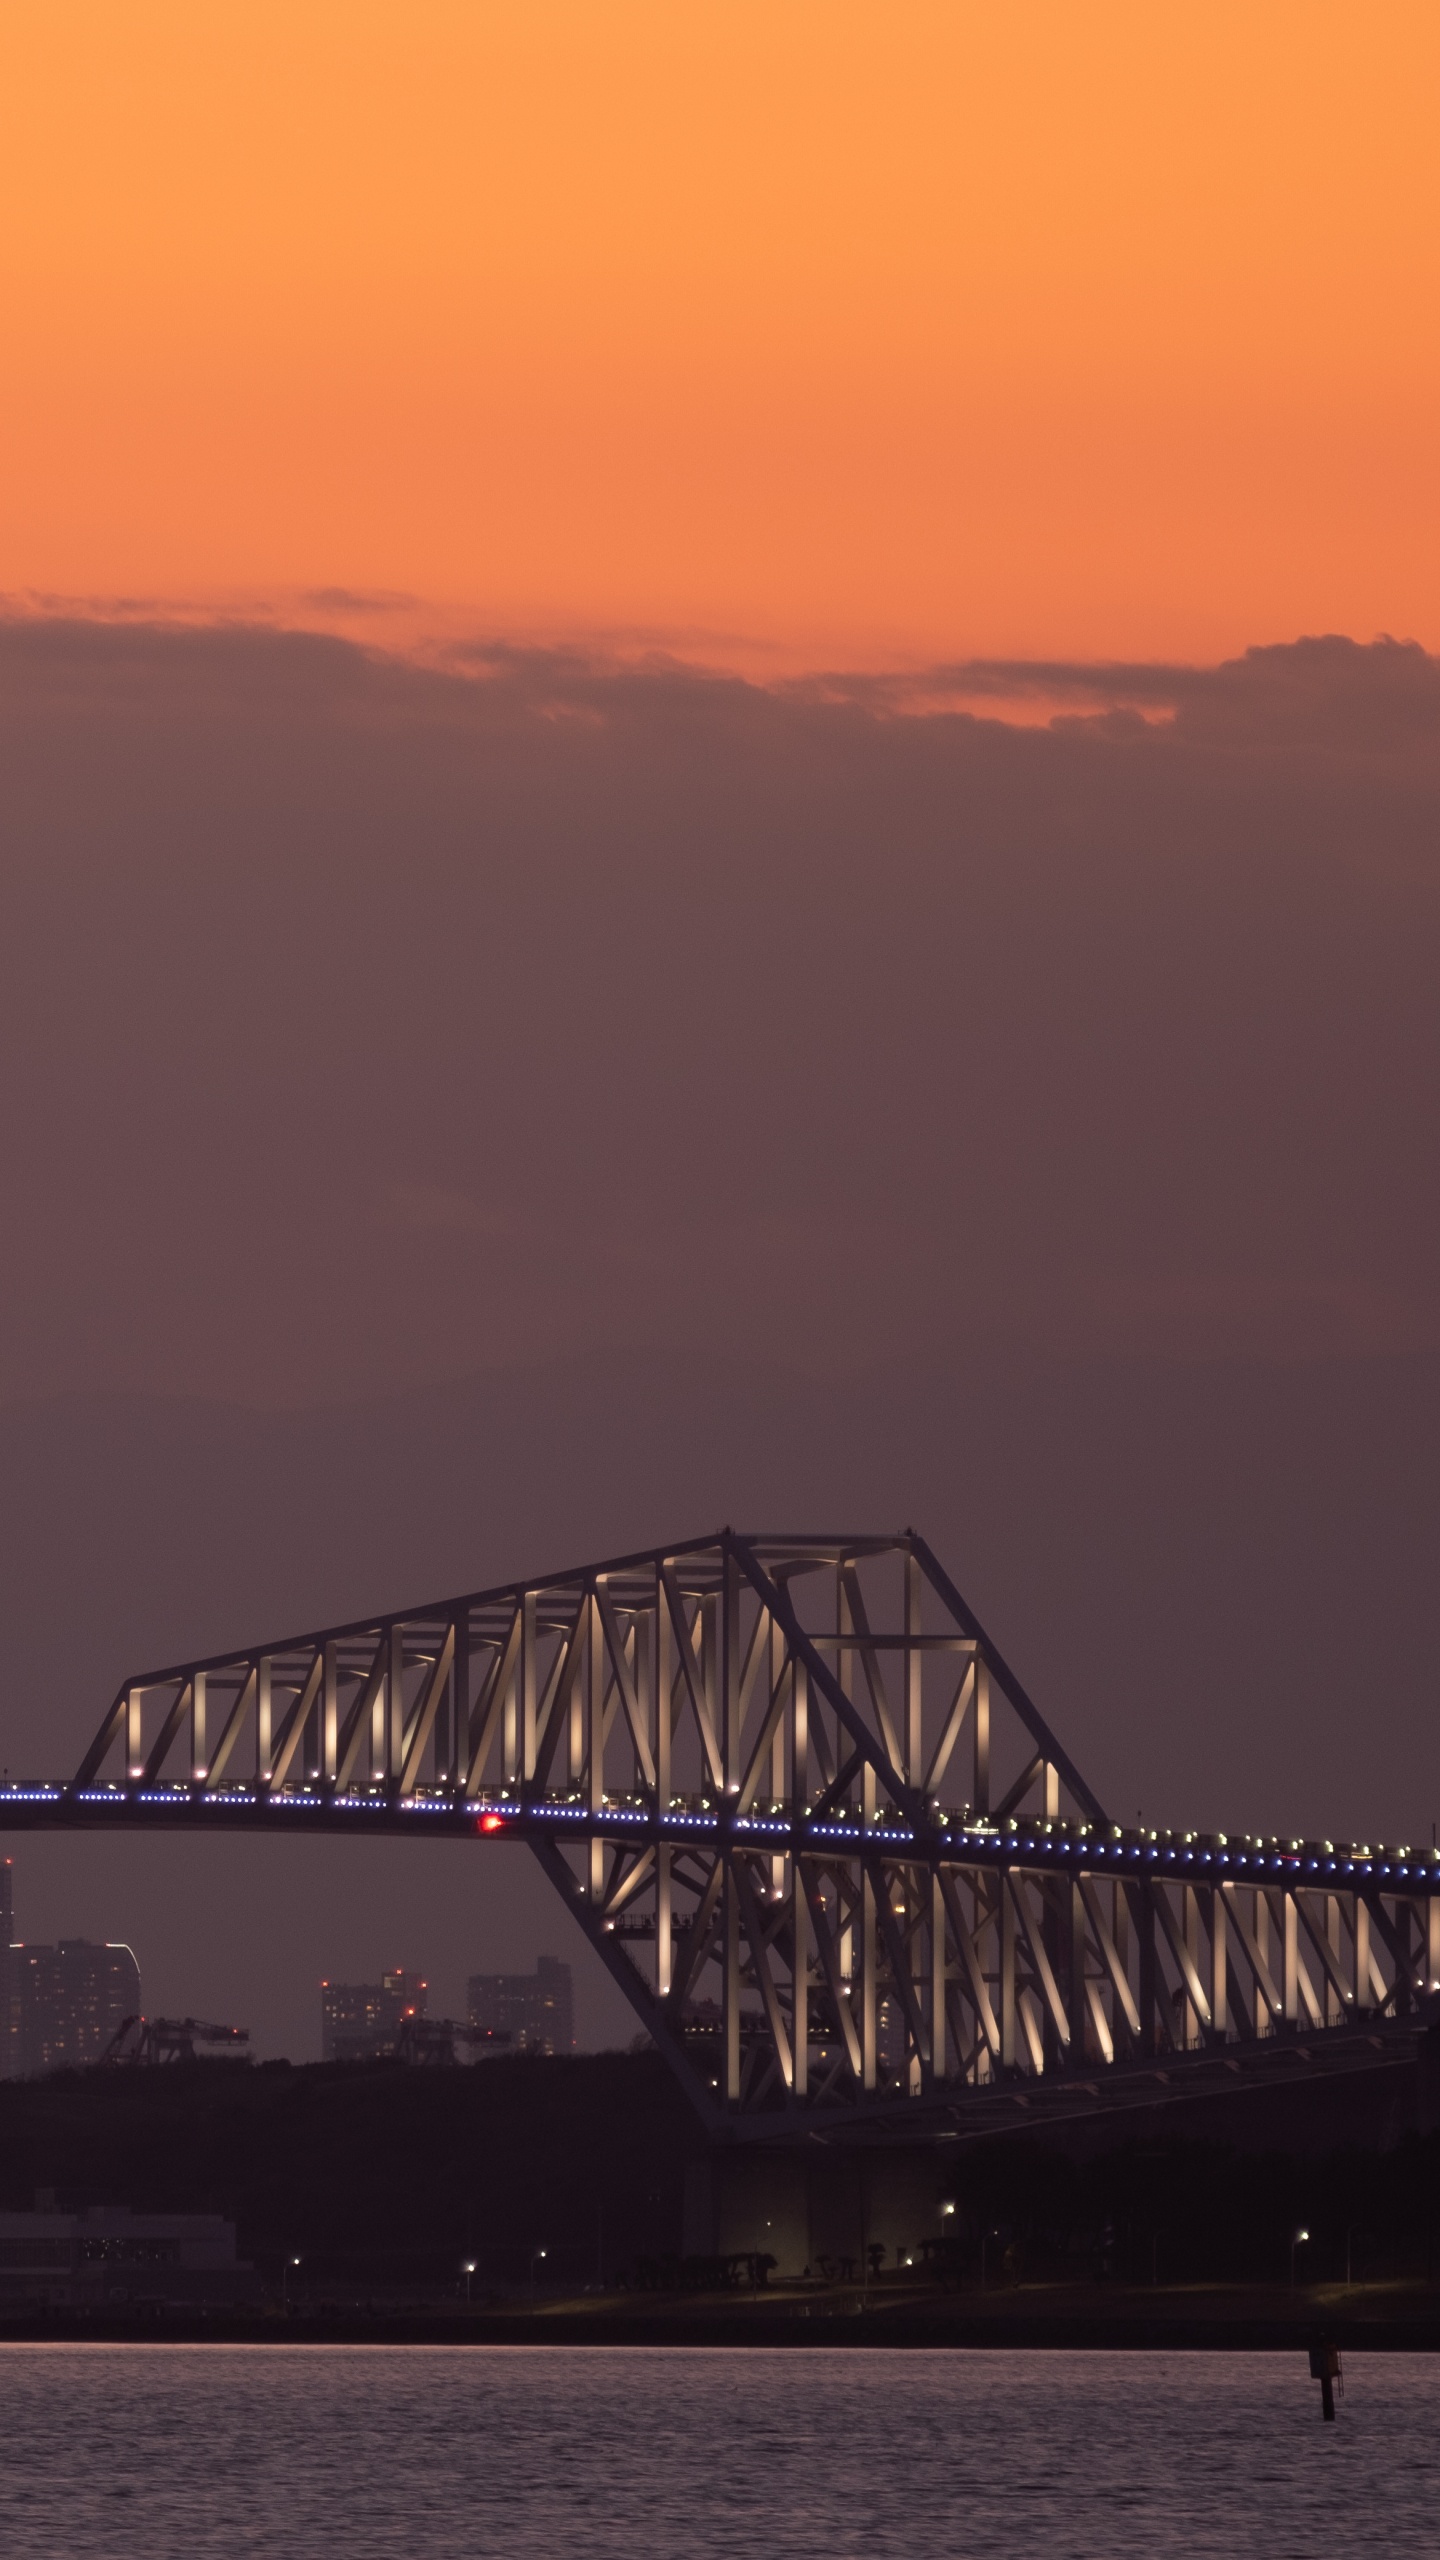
<box><xmin>479</xmin><ymin>1812</ymin><xmax>506</xmax><ymax>1833</ymax></box>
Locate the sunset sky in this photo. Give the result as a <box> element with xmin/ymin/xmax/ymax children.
<box><xmin>2</xmin><ymin>6</ymin><xmax>1437</xmax><ymax>2050</ymax></box>
<box><xmin>3</xmin><ymin>1</ymin><xmax>1437</xmax><ymax>665</ymax></box>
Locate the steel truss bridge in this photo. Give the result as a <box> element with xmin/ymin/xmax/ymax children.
<box><xmin>2</xmin><ymin>1529</ymin><xmax>1437</xmax><ymax>2138</ymax></box>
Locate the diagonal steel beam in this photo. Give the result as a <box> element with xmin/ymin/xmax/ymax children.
<box><xmin>527</xmin><ymin>1594</ymin><xmax>589</xmax><ymax>1792</ymax></box>
<box><xmin>732</xmin><ymin>1857</ymin><xmax>794</xmax><ymax>2091</ymax></box>
<box><xmin>600</xmin><ymin>1845</ymin><xmax>657</xmax><ymax>1921</ymax></box>
<box><xmin>991</xmin><ymin>1753</ymin><xmax>1046</xmax><ymax>1825</ymax></box>
<box><xmin>802</xmin><ymin>1869</ymin><xmax>863</xmax><ymax>2079</ymax></box>
<box><xmin>1220</xmin><ymin>1885</ymin><xmax>1283</xmax><ymax>2021</ymax></box>
<box><xmin>1077</xmin><ymin>1876</ymin><xmax>1143</xmax><ymax>2042</ymax></box>
<box><xmin>398</xmin><ymin>1624</ymin><xmax>455</xmax><ymax>1795</ymax></box>
<box><xmin>839</xmin><ymin>1567</ymin><xmax>905</xmax><ymax>1773</ymax></box>
<box><xmin>269</xmin><ymin>1655</ymin><xmax>324</xmax><ymax>1789</ymax></box>
<box><xmin>665</xmin><ymin>1855</ymin><xmax>726</xmax><ymax>2016</ymax></box>
<box><xmin>658</xmin><ymin>1562</ymin><xmax>725</xmax><ymax>1790</ymax></box>
<box><xmin>1004</xmin><ymin>1871</ymin><xmax>1074</xmax><ymax>2054</ymax></box>
<box><xmin>937</xmin><ymin>1869</ymin><xmax>1000</xmax><ymax>2058</ymax></box>
<box><xmin>731</xmin><ymin>1538</ymin><xmax>909</xmax><ymax>1809</ymax></box>
<box><xmin>1294</xmin><ymin>1891</ymin><xmax>1357</xmax><ymax>2017</ymax></box>
<box><xmin>140</xmin><ymin>1682</ymin><xmax>192</xmax><ymax>1787</ymax></box>
<box><xmin>1151</xmin><ymin>1880</ymin><xmax>1213</xmax><ymax>2032</ymax></box>
<box><xmin>906</xmin><ymin>1532</ymin><xmax>1108</xmax><ymax>1821</ymax></box>
<box><xmin>335</xmin><ymin>1640</ymin><xmax>386</xmax><ymax>1788</ymax></box>
<box><xmin>464</xmin><ymin>1610</ymin><xmax>523</xmax><ymax>1793</ymax></box>
<box><xmin>595</xmin><ymin>1583</ymin><xmax>657</xmax><ymax>1790</ymax></box>
<box><xmin>737</xmin><ymin>1671</ymin><xmax>791</xmax><ymax>1812</ymax></box>
<box><xmin>527</xmin><ymin>1833</ymin><xmax>719</xmax><ymax>2128</ymax></box>
<box><xmin>924</xmin><ymin>1660</ymin><xmax>975</xmax><ymax>1796</ymax></box>
<box><xmin>204</xmin><ymin>1666</ymin><xmax>258</xmax><ymax>1790</ymax></box>
<box><xmin>865</xmin><ymin>1856</ymin><xmax>931</xmax><ymax>2073</ymax></box>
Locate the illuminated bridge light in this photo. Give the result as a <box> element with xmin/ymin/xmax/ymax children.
<box><xmin>25</xmin><ymin>1525</ymin><xmax>1436</xmax><ymax>2133</ymax></box>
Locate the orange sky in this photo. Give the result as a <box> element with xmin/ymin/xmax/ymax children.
<box><xmin>1</xmin><ymin>1</ymin><xmax>1436</xmax><ymax>670</ymax></box>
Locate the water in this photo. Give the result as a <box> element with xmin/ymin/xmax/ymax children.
<box><xmin>0</xmin><ymin>2344</ymin><xmax>1434</xmax><ymax>2556</ymax></box>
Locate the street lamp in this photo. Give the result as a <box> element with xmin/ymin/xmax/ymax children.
<box><xmin>530</xmin><ymin>2246</ymin><xmax>547</xmax><ymax>2295</ymax></box>
<box><xmin>1290</xmin><ymin>2228</ymin><xmax>1310</xmax><ymax>2289</ymax></box>
<box><xmin>462</xmin><ymin>2259</ymin><xmax>477</xmax><ymax>2308</ymax></box>
<box><xmin>282</xmin><ymin>2255</ymin><xmax>301</xmax><ymax>2310</ymax></box>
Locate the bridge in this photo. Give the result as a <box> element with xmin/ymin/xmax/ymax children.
<box><xmin>2</xmin><ymin>1528</ymin><xmax>1436</xmax><ymax>2138</ymax></box>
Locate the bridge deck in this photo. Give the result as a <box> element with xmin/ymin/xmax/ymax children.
<box><xmin>6</xmin><ymin>1529</ymin><xmax>1436</xmax><ymax>2135</ymax></box>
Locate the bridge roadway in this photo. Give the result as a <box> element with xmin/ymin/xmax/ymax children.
<box><xmin>2</xmin><ymin>1528</ymin><xmax>1436</xmax><ymax>2136</ymax></box>
<box><xmin>3</xmin><ymin>1775</ymin><xmax>1438</xmax><ymax>1900</ymax></box>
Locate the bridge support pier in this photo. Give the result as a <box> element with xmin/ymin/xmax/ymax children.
<box><xmin>682</xmin><ymin>2147</ymin><xmax>945</xmax><ymax>2282</ymax></box>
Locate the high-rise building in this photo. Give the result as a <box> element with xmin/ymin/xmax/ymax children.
<box><xmin>467</xmin><ymin>1955</ymin><xmax>573</xmax><ymax>2056</ymax></box>
<box><xmin>10</xmin><ymin>1939</ymin><xmax>141</xmax><ymax>2076</ymax></box>
<box><xmin>320</xmin><ymin>1968</ymin><xmax>429</xmax><ymax>2061</ymax></box>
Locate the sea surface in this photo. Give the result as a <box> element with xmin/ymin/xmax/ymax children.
<box><xmin>0</xmin><ymin>2344</ymin><xmax>1433</xmax><ymax>2557</ymax></box>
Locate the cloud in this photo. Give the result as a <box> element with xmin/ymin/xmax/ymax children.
<box><xmin>0</xmin><ymin>614</ymin><xmax>1433</xmax><ymax>1408</ymax></box>
<box><xmin>298</xmin><ymin>587</ymin><xmax>417</xmax><ymax>616</ymax></box>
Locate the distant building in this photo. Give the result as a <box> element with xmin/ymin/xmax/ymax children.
<box><xmin>9</xmin><ymin>1940</ymin><xmax>141</xmax><ymax>2077</ymax></box>
<box><xmin>0</xmin><ymin>2203</ymin><xmax>257</xmax><ymax>2307</ymax></box>
<box><xmin>467</xmin><ymin>1955</ymin><xmax>573</xmax><ymax>2055</ymax></box>
<box><xmin>320</xmin><ymin>1968</ymin><xmax>429</xmax><ymax>2061</ymax></box>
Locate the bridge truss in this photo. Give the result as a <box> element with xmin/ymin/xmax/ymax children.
<box><xmin>3</xmin><ymin>1528</ymin><xmax>1438</xmax><ymax>2135</ymax></box>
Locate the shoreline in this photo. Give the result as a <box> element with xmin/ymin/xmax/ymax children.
<box><xmin>3</xmin><ymin>2281</ymin><xmax>1439</xmax><ymax>2351</ymax></box>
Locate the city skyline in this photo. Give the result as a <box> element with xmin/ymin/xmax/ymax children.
<box><xmin>3</xmin><ymin>1850</ymin><xmax>589</xmax><ymax>2070</ymax></box>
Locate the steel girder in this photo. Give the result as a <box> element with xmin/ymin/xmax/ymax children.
<box><xmin>5</xmin><ymin>1528</ymin><xmax>1440</xmax><ymax>2137</ymax></box>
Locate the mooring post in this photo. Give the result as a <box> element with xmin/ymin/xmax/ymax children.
<box><xmin>1308</xmin><ymin>2337</ymin><xmax>1341</xmax><ymax>2421</ymax></box>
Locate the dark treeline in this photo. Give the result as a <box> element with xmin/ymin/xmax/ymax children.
<box><xmin>2</xmin><ymin>2052</ymin><xmax>1438</xmax><ymax>2296</ymax></box>
<box><xmin>0</xmin><ymin>2052</ymin><xmax>704</xmax><ymax>2292</ymax></box>
<box><xmin>940</xmin><ymin>2131</ymin><xmax>1440</xmax><ymax>2291</ymax></box>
